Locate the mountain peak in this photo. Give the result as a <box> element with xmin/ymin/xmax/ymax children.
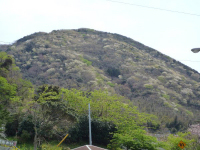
<box><xmin>3</xmin><ymin>28</ymin><xmax>200</xmax><ymax>124</ymax></box>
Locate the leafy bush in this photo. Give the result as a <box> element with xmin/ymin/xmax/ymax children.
<box><xmin>162</xmin><ymin>94</ymin><xmax>170</xmax><ymax>100</ymax></box>
<box><xmin>157</xmin><ymin>75</ymin><xmax>166</xmax><ymax>82</ymax></box>
<box><xmin>80</xmin><ymin>56</ymin><xmax>92</xmax><ymax>66</ymax></box>
<box><xmin>5</xmin><ymin>117</ymin><xmax>18</xmax><ymax>137</ymax></box>
<box><xmin>20</xmin><ymin>130</ymin><xmax>31</xmax><ymax>142</ymax></box>
<box><xmin>107</xmin><ymin>82</ymin><xmax>115</xmax><ymax>87</ymax></box>
<box><xmin>144</xmin><ymin>84</ymin><xmax>154</xmax><ymax>89</ymax></box>
<box><xmin>67</xmin><ymin>116</ymin><xmax>116</xmax><ymax>145</ymax></box>
<box><xmin>108</xmin><ymin>128</ymin><xmax>158</xmax><ymax>150</ymax></box>
<box><xmin>186</xmin><ymin>110</ymin><xmax>193</xmax><ymax>116</ymax></box>
<box><xmin>166</xmin><ymin>116</ymin><xmax>185</xmax><ymax>133</ymax></box>
<box><xmin>147</xmin><ymin>121</ymin><xmax>160</xmax><ymax>132</ymax></box>
<box><xmin>160</xmin><ymin>132</ymin><xmax>196</xmax><ymax>150</ymax></box>
<box><xmin>17</xmin><ymin>115</ymin><xmax>34</xmax><ymax>141</ymax></box>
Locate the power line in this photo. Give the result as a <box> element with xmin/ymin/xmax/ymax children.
<box><xmin>179</xmin><ymin>60</ymin><xmax>200</xmax><ymax>62</ymax></box>
<box><xmin>106</xmin><ymin>0</ymin><xmax>200</xmax><ymax>17</ymax></box>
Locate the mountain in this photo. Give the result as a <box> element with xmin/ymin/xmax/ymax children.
<box><xmin>2</xmin><ymin>28</ymin><xmax>200</xmax><ymax>126</ymax></box>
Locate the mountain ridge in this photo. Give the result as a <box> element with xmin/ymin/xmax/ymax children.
<box><xmin>2</xmin><ymin>28</ymin><xmax>200</xmax><ymax>126</ymax></box>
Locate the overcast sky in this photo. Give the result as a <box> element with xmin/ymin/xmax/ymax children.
<box><xmin>0</xmin><ymin>0</ymin><xmax>200</xmax><ymax>72</ymax></box>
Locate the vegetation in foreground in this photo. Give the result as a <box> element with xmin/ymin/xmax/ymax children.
<box><xmin>5</xmin><ymin>28</ymin><xmax>200</xmax><ymax>125</ymax></box>
<box><xmin>0</xmin><ymin>50</ymin><xmax>200</xmax><ymax>149</ymax></box>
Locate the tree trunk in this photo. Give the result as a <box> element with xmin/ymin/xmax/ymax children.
<box><xmin>34</xmin><ymin>125</ymin><xmax>37</xmax><ymax>150</ymax></box>
<box><xmin>33</xmin><ymin>110</ymin><xmax>38</xmax><ymax>150</ymax></box>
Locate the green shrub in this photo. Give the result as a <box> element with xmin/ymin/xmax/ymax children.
<box><xmin>67</xmin><ymin>116</ymin><xmax>116</xmax><ymax>145</ymax></box>
<box><xmin>20</xmin><ymin>130</ymin><xmax>31</xmax><ymax>142</ymax></box>
<box><xmin>186</xmin><ymin>110</ymin><xmax>193</xmax><ymax>116</ymax></box>
<box><xmin>166</xmin><ymin>116</ymin><xmax>184</xmax><ymax>133</ymax></box>
<box><xmin>157</xmin><ymin>76</ymin><xmax>166</xmax><ymax>82</ymax></box>
<box><xmin>144</xmin><ymin>84</ymin><xmax>153</xmax><ymax>89</ymax></box>
<box><xmin>164</xmin><ymin>102</ymin><xmax>172</xmax><ymax>108</ymax></box>
<box><xmin>162</xmin><ymin>94</ymin><xmax>170</xmax><ymax>100</ymax></box>
<box><xmin>5</xmin><ymin>117</ymin><xmax>18</xmax><ymax>137</ymax></box>
<box><xmin>107</xmin><ymin>82</ymin><xmax>115</xmax><ymax>87</ymax></box>
<box><xmin>160</xmin><ymin>132</ymin><xmax>196</xmax><ymax>150</ymax></box>
<box><xmin>17</xmin><ymin>115</ymin><xmax>34</xmax><ymax>141</ymax></box>
<box><xmin>80</xmin><ymin>56</ymin><xmax>92</xmax><ymax>66</ymax></box>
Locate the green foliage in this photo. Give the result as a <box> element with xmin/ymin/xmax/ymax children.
<box><xmin>3</xmin><ymin>30</ymin><xmax>200</xmax><ymax>149</ymax></box>
<box><xmin>0</xmin><ymin>55</ymin><xmax>13</xmax><ymax>70</ymax></box>
<box><xmin>67</xmin><ymin>115</ymin><xmax>116</xmax><ymax>145</ymax></box>
<box><xmin>5</xmin><ymin>117</ymin><xmax>18</xmax><ymax>136</ymax></box>
<box><xmin>0</xmin><ymin>52</ymin><xmax>14</xmax><ymax>77</ymax></box>
<box><xmin>166</xmin><ymin>116</ymin><xmax>184</xmax><ymax>133</ymax></box>
<box><xmin>144</xmin><ymin>84</ymin><xmax>154</xmax><ymax>89</ymax></box>
<box><xmin>5</xmin><ymin>29</ymin><xmax>200</xmax><ymax>128</ymax></box>
<box><xmin>186</xmin><ymin>110</ymin><xmax>193</xmax><ymax>116</ymax></box>
<box><xmin>80</xmin><ymin>56</ymin><xmax>92</xmax><ymax>66</ymax></box>
<box><xmin>164</xmin><ymin>101</ymin><xmax>172</xmax><ymax>108</ymax></box>
<box><xmin>107</xmin><ymin>82</ymin><xmax>115</xmax><ymax>87</ymax></box>
<box><xmin>162</xmin><ymin>94</ymin><xmax>170</xmax><ymax>100</ymax></box>
<box><xmin>0</xmin><ymin>104</ymin><xmax>10</xmax><ymax>129</ymax></box>
<box><xmin>20</xmin><ymin>130</ymin><xmax>31</xmax><ymax>143</ymax></box>
<box><xmin>16</xmin><ymin>79</ymin><xmax>34</xmax><ymax>101</ymax></box>
<box><xmin>61</xmin><ymin>89</ymin><xmax>158</xmax><ymax>127</ymax></box>
<box><xmin>108</xmin><ymin>126</ymin><xmax>158</xmax><ymax>150</ymax></box>
<box><xmin>160</xmin><ymin>132</ymin><xmax>195</xmax><ymax>150</ymax></box>
<box><xmin>157</xmin><ymin>75</ymin><xmax>166</xmax><ymax>82</ymax></box>
<box><xmin>35</xmin><ymin>85</ymin><xmax>63</xmax><ymax>113</ymax></box>
<box><xmin>62</xmin><ymin>89</ymin><xmax>160</xmax><ymax>148</ymax></box>
<box><xmin>18</xmin><ymin>115</ymin><xmax>34</xmax><ymax>140</ymax></box>
<box><xmin>23</xmin><ymin>84</ymin><xmax>70</xmax><ymax>150</ymax></box>
<box><xmin>0</xmin><ymin>76</ymin><xmax>17</xmax><ymax>105</ymax></box>
<box><xmin>147</xmin><ymin>121</ymin><xmax>160</xmax><ymax>132</ymax></box>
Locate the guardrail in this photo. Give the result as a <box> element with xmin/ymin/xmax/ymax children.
<box><xmin>0</xmin><ymin>139</ymin><xmax>17</xmax><ymax>147</ymax></box>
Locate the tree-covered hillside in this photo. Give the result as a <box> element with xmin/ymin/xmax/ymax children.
<box><xmin>0</xmin><ymin>51</ymin><xmax>200</xmax><ymax>149</ymax></box>
<box><xmin>3</xmin><ymin>28</ymin><xmax>200</xmax><ymax>127</ymax></box>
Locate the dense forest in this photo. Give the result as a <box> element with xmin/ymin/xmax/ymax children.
<box><xmin>1</xmin><ymin>28</ymin><xmax>200</xmax><ymax>149</ymax></box>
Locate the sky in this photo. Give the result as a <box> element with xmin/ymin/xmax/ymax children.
<box><xmin>0</xmin><ymin>0</ymin><xmax>200</xmax><ymax>72</ymax></box>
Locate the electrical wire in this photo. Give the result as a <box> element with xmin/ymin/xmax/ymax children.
<box><xmin>178</xmin><ymin>60</ymin><xmax>200</xmax><ymax>62</ymax></box>
<box><xmin>106</xmin><ymin>0</ymin><xmax>200</xmax><ymax>17</ymax></box>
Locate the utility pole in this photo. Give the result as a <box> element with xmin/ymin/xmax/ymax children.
<box><xmin>88</xmin><ymin>103</ymin><xmax>92</xmax><ymax>145</ymax></box>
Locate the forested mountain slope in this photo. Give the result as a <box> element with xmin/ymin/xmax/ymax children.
<box><xmin>3</xmin><ymin>28</ymin><xmax>200</xmax><ymax>126</ymax></box>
